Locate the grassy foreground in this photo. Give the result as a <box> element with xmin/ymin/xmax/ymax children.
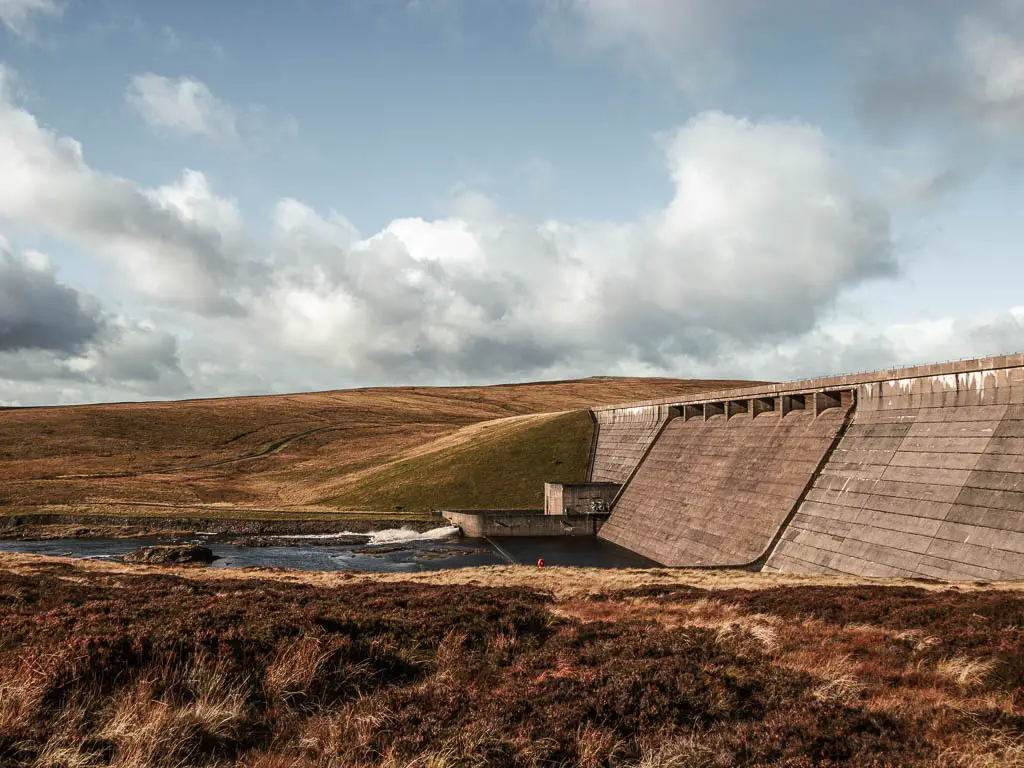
<box><xmin>2</xmin><ymin>554</ymin><xmax>1022</xmax><ymax>767</ymax></box>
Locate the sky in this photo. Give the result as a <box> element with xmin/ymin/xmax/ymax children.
<box><xmin>1</xmin><ymin>0</ymin><xmax>1024</xmax><ymax>406</ymax></box>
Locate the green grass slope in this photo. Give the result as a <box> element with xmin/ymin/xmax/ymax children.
<box><xmin>324</xmin><ymin>410</ymin><xmax>593</xmax><ymax>512</ymax></box>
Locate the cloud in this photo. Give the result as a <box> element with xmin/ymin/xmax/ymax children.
<box><xmin>126</xmin><ymin>73</ymin><xmax>238</xmax><ymax>141</ymax></box>
<box><xmin>67</xmin><ymin>320</ymin><xmax>185</xmax><ymax>386</ymax></box>
<box><xmin>535</xmin><ymin>0</ymin><xmax>749</xmax><ymax>94</ymax></box>
<box><xmin>0</xmin><ymin>237</ymin><xmax>188</xmax><ymax>405</ymax></box>
<box><xmin>0</xmin><ymin>66</ymin><xmax>248</xmax><ymax>316</ymax></box>
<box><xmin>0</xmin><ymin>65</ymin><xmax>905</xmax><ymax>402</ymax></box>
<box><xmin>0</xmin><ymin>319</ymin><xmax>188</xmax><ymax>405</ymax></box>
<box><xmin>859</xmin><ymin>0</ymin><xmax>1024</xmax><ymax>189</ymax></box>
<box><xmin>0</xmin><ymin>0</ymin><xmax>60</xmax><ymax>40</ymax></box>
<box><xmin>733</xmin><ymin>307</ymin><xmax>1024</xmax><ymax>383</ymax></box>
<box><xmin>125</xmin><ymin>72</ymin><xmax>297</xmax><ymax>147</ymax></box>
<box><xmin>0</xmin><ymin>239</ymin><xmax>102</xmax><ymax>353</ymax></box>
<box><xmin>252</xmin><ymin>111</ymin><xmax>894</xmax><ymax>382</ymax></box>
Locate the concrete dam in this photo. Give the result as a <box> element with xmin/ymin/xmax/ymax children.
<box><xmin>590</xmin><ymin>354</ymin><xmax>1024</xmax><ymax>581</ymax></box>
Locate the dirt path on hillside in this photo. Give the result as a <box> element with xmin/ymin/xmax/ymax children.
<box><xmin>313</xmin><ymin>412</ymin><xmax>563</xmax><ymax>498</ymax></box>
<box><xmin>38</xmin><ymin>412</ymin><xmax>532</xmax><ymax>484</ymax></box>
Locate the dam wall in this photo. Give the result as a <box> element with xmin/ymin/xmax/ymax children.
<box><xmin>598</xmin><ymin>396</ymin><xmax>852</xmax><ymax>566</ymax></box>
<box><xmin>589</xmin><ymin>405</ymin><xmax>675</xmax><ymax>484</ymax></box>
<box><xmin>765</xmin><ymin>370</ymin><xmax>1024</xmax><ymax>580</ymax></box>
<box><xmin>592</xmin><ymin>354</ymin><xmax>1024</xmax><ymax>580</ymax></box>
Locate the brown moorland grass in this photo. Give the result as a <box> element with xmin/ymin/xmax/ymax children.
<box><xmin>0</xmin><ymin>377</ymin><xmax>748</xmax><ymax>519</ymax></box>
<box><xmin>1</xmin><ymin>553</ymin><xmax>1023</xmax><ymax>767</ymax></box>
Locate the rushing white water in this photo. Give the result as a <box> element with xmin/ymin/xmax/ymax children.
<box><xmin>367</xmin><ymin>526</ymin><xmax>461</xmax><ymax>545</ymax></box>
<box><xmin>265</xmin><ymin>531</ymin><xmax>367</xmax><ymax>540</ymax></box>
<box><xmin>264</xmin><ymin>525</ymin><xmax>461</xmax><ymax>544</ymax></box>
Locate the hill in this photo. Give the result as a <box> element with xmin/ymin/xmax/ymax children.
<box><xmin>0</xmin><ymin>377</ymin><xmax>753</xmax><ymax>523</ymax></box>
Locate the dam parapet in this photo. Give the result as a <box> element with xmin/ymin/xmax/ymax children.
<box><xmin>592</xmin><ymin>354</ymin><xmax>1024</xmax><ymax>581</ymax></box>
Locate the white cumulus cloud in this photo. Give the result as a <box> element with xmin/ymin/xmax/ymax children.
<box><xmin>126</xmin><ymin>73</ymin><xmax>238</xmax><ymax>141</ymax></box>
<box><xmin>0</xmin><ymin>66</ymin><xmax>249</xmax><ymax>315</ymax></box>
<box><xmin>536</xmin><ymin>0</ymin><xmax>748</xmax><ymax>93</ymax></box>
<box><xmin>247</xmin><ymin>111</ymin><xmax>895</xmax><ymax>382</ymax></box>
<box><xmin>0</xmin><ymin>62</ymin><xmax>915</xmax><ymax>403</ymax></box>
<box><xmin>0</xmin><ymin>0</ymin><xmax>60</xmax><ymax>39</ymax></box>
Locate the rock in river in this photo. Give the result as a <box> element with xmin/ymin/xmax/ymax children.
<box><xmin>123</xmin><ymin>545</ymin><xmax>218</xmax><ymax>565</ymax></box>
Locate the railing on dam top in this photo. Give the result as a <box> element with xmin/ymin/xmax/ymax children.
<box><xmin>592</xmin><ymin>350</ymin><xmax>1024</xmax><ymax>414</ymax></box>
<box><xmin>671</xmin><ymin>389</ymin><xmax>854</xmax><ymax>422</ymax></box>
<box><xmin>783</xmin><ymin>352</ymin><xmax>1016</xmax><ymax>388</ymax></box>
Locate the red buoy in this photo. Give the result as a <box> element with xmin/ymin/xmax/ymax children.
<box><xmin>537</xmin><ymin>557</ymin><xmax>544</xmax><ymax>568</ymax></box>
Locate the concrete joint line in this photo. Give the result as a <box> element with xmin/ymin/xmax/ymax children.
<box><xmin>607</xmin><ymin>408</ymin><xmax>681</xmax><ymax>510</ymax></box>
<box><xmin>686</xmin><ymin>401</ymin><xmax>858</xmax><ymax>572</ymax></box>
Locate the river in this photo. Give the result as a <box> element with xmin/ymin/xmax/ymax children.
<box><xmin>0</xmin><ymin>526</ymin><xmax>655</xmax><ymax>572</ymax></box>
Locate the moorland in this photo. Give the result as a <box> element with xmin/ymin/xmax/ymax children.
<box><xmin>3</xmin><ymin>376</ymin><xmax>1024</xmax><ymax>766</ymax></box>
<box><xmin>1</xmin><ymin>554</ymin><xmax>1022</xmax><ymax>767</ymax></box>
<box><xmin>0</xmin><ymin>377</ymin><xmax>745</xmax><ymax>536</ymax></box>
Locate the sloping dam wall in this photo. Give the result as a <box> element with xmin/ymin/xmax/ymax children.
<box><xmin>594</xmin><ymin>355</ymin><xmax>1024</xmax><ymax>580</ymax></box>
<box><xmin>589</xmin><ymin>405</ymin><xmax>676</xmax><ymax>484</ymax></box>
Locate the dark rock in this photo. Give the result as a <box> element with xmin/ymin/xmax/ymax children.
<box><xmin>233</xmin><ymin>537</ymin><xmax>273</xmax><ymax>548</ymax></box>
<box><xmin>123</xmin><ymin>545</ymin><xmax>218</xmax><ymax>565</ymax></box>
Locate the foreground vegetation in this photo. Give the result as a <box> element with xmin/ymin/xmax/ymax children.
<box><xmin>2</xmin><ymin>555</ymin><xmax>1022</xmax><ymax>767</ymax></box>
<box><xmin>0</xmin><ymin>377</ymin><xmax>743</xmax><ymax>517</ymax></box>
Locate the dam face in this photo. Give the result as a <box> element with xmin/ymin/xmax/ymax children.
<box><xmin>592</xmin><ymin>356</ymin><xmax>1024</xmax><ymax>580</ymax></box>
<box><xmin>598</xmin><ymin>398</ymin><xmax>852</xmax><ymax>567</ymax></box>
<box><xmin>589</xmin><ymin>405</ymin><xmax>675</xmax><ymax>484</ymax></box>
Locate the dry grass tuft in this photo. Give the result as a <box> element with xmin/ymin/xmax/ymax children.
<box><xmin>936</xmin><ymin>727</ymin><xmax>1024</xmax><ymax>768</ymax></box>
<box><xmin>99</xmin><ymin>657</ymin><xmax>251</xmax><ymax>767</ymax></box>
<box><xmin>935</xmin><ymin>655</ymin><xmax>1000</xmax><ymax>688</ymax></box>
<box><xmin>244</xmin><ymin>756</ymin><xmax>309</xmax><ymax>768</ymax></box>
<box><xmin>745</xmin><ymin>622</ymin><xmax>780</xmax><ymax>652</ymax></box>
<box><xmin>264</xmin><ymin>635</ymin><xmax>336</xmax><ymax>704</ymax></box>
<box><xmin>0</xmin><ymin>662</ymin><xmax>47</xmax><ymax>736</ymax></box>
<box><xmin>30</xmin><ymin>741</ymin><xmax>100</xmax><ymax>768</ymax></box>
<box><xmin>897</xmin><ymin>628</ymin><xmax>944</xmax><ymax>652</ymax></box>
<box><xmin>573</xmin><ymin>723</ymin><xmax>627</xmax><ymax>768</ymax></box>
<box><xmin>809</xmin><ymin>654</ymin><xmax>866</xmax><ymax>703</ymax></box>
<box><xmin>432</xmin><ymin>629</ymin><xmax>467</xmax><ymax>682</ymax></box>
<box><xmin>634</xmin><ymin>732</ymin><xmax>720</xmax><ymax>768</ymax></box>
<box><xmin>486</xmin><ymin>630</ymin><xmax>519</xmax><ymax>664</ymax></box>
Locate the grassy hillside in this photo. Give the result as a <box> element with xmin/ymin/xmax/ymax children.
<box><xmin>0</xmin><ymin>377</ymin><xmax>756</xmax><ymax>519</ymax></box>
<box><xmin>325</xmin><ymin>410</ymin><xmax>593</xmax><ymax>512</ymax></box>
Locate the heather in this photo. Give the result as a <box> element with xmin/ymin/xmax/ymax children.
<box><xmin>1</xmin><ymin>559</ymin><xmax>1022</xmax><ymax>767</ymax></box>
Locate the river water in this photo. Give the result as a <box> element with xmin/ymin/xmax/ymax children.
<box><xmin>0</xmin><ymin>526</ymin><xmax>655</xmax><ymax>572</ymax></box>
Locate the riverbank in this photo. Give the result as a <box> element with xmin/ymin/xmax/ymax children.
<box><xmin>1</xmin><ymin>552</ymin><xmax>1022</xmax><ymax>767</ymax></box>
<box><xmin>0</xmin><ymin>511</ymin><xmax>445</xmax><ymax>546</ymax></box>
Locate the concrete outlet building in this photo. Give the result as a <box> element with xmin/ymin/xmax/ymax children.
<box><xmin>544</xmin><ymin>482</ymin><xmax>620</xmax><ymax>516</ymax></box>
